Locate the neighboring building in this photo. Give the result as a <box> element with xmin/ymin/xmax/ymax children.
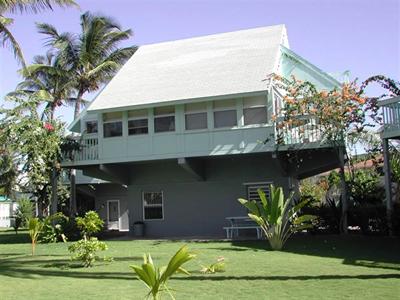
<box><xmin>0</xmin><ymin>196</ymin><xmax>17</xmax><ymax>228</ymax></box>
<box><xmin>62</xmin><ymin>25</ymin><xmax>343</xmax><ymax>237</ymax></box>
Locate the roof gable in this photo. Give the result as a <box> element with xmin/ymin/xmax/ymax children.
<box><xmin>88</xmin><ymin>25</ymin><xmax>287</xmax><ymax>112</ymax></box>
<box><xmin>279</xmin><ymin>46</ymin><xmax>341</xmax><ymax>90</ymax></box>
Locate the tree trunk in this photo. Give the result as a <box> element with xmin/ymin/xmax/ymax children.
<box><xmin>70</xmin><ymin>169</ymin><xmax>77</xmax><ymax>216</ymax></box>
<box><xmin>74</xmin><ymin>89</ymin><xmax>84</xmax><ymax>120</ymax></box>
<box><xmin>71</xmin><ymin>89</ymin><xmax>84</xmax><ymax>216</ymax></box>
<box><xmin>50</xmin><ymin>167</ymin><xmax>58</xmax><ymax>215</ymax></box>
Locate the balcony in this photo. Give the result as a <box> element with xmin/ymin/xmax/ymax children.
<box><xmin>274</xmin><ymin>115</ymin><xmax>326</xmax><ymax>148</ymax></box>
<box><xmin>62</xmin><ymin>137</ymin><xmax>99</xmax><ymax>164</ymax></box>
<box><xmin>378</xmin><ymin>96</ymin><xmax>400</xmax><ymax>139</ymax></box>
<box><xmin>61</xmin><ymin>116</ymin><xmax>336</xmax><ymax>167</ymax></box>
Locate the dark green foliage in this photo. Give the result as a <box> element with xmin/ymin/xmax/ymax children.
<box><xmin>39</xmin><ymin>212</ymin><xmax>68</xmax><ymax>243</ymax></box>
<box><xmin>308</xmin><ymin>203</ymin><xmax>400</xmax><ymax>236</ymax></box>
<box><xmin>347</xmin><ymin>169</ymin><xmax>384</xmax><ymax>205</ymax></box>
<box><xmin>13</xmin><ymin>215</ymin><xmax>22</xmax><ymax>234</ymax></box>
<box><xmin>15</xmin><ymin>197</ymin><xmax>34</xmax><ymax>227</ymax></box>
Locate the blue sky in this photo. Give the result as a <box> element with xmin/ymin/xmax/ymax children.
<box><xmin>0</xmin><ymin>0</ymin><xmax>399</xmax><ymax>124</ymax></box>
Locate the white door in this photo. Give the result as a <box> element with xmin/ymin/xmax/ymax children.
<box><xmin>107</xmin><ymin>200</ymin><xmax>120</xmax><ymax>230</ymax></box>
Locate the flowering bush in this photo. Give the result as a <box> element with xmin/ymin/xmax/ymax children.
<box><xmin>271</xmin><ymin>74</ymin><xmax>371</xmax><ymax>145</ymax></box>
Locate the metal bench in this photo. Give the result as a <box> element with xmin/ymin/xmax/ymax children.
<box><xmin>223</xmin><ymin>216</ymin><xmax>262</xmax><ymax>239</ymax></box>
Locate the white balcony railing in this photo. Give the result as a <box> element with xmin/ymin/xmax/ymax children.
<box><xmin>378</xmin><ymin>96</ymin><xmax>400</xmax><ymax>136</ymax></box>
<box><xmin>62</xmin><ymin>137</ymin><xmax>98</xmax><ymax>162</ymax></box>
<box><xmin>275</xmin><ymin>115</ymin><xmax>323</xmax><ymax>146</ymax></box>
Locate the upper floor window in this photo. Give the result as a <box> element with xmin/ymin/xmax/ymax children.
<box><xmin>103</xmin><ymin>112</ymin><xmax>122</xmax><ymax>138</ymax></box>
<box><xmin>185</xmin><ymin>102</ymin><xmax>207</xmax><ymax>130</ymax></box>
<box><xmin>85</xmin><ymin>120</ymin><xmax>98</xmax><ymax>134</ymax></box>
<box><xmin>154</xmin><ymin>106</ymin><xmax>175</xmax><ymax>133</ymax></box>
<box><xmin>213</xmin><ymin>99</ymin><xmax>237</xmax><ymax>128</ymax></box>
<box><xmin>128</xmin><ymin>109</ymin><xmax>148</xmax><ymax>135</ymax></box>
<box><xmin>243</xmin><ymin>96</ymin><xmax>267</xmax><ymax>125</ymax></box>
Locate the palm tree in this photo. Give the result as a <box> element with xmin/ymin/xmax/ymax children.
<box><xmin>12</xmin><ymin>50</ymin><xmax>79</xmax><ymax>120</ymax></box>
<box><xmin>37</xmin><ymin>11</ymin><xmax>137</xmax><ymax>119</ymax></box>
<box><xmin>0</xmin><ymin>0</ymin><xmax>77</xmax><ymax>67</ymax></box>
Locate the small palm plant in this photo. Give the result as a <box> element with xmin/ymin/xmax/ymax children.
<box><xmin>238</xmin><ymin>185</ymin><xmax>316</xmax><ymax>250</ymax></box>
<box><xmin>131</xmin><ymin>245</ymin><xmax>196</xmax><ymax>300</ymax></box>
<box><xmin>28</xmin><ymin>218</ymin><xmax>43</xmax><ymax>256</ymax></box>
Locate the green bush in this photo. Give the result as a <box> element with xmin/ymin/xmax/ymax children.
<box><xmin>40</xmin><ymin>212</ymin><xmax>68</xmax><ymax>243</ymax></box>
<box><xmin>15</xmin><ymin>197</ymin><xmax>34</xmax><ymax>227</ymax></box>
<box><xmin>68</xmin><ymin>237</ymin><xmax>108</xmax><ymax>267</ymax></box>
<box><xmin>76</xmin><ymin>211</ymin><xmax>104</xmax><ymax>239</ymax></box>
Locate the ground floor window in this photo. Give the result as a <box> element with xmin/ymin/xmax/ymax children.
<box><xmin>246</xmin><ymin>183</ymin><xmax>272</xmax><ymax>202</ymax></box>
<box><xmin>143</xmin><ymin>191</ymin><xmax>163</xmax><ymax>220</ymax></box>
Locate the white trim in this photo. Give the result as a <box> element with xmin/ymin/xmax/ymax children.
<box><xmin>142</xmin><ymin>191</ymin><xmax>164</xmax><ymax>221</ymax></box>
<box><xmin>106</xmin><ymin>199</ymin><xmax>121</xmax><ymax>230</ymax></box>
<box><xmin>242</xmin><ymin>181</ymin><xmax>273</xmax><ymax>186</ymax></box>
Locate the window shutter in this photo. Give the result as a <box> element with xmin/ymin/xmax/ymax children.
<box><xmin>247</xmin><ymin>184</ymin><xmax>271</xmax><ymax>202</ymax></box>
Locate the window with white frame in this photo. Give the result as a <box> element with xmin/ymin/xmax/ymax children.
<box><xmin>243</xmin><ymin>96</ymin><xmax>267</xmax><ymax>125</ymax></box>
<box><xmin>185</xmin><ymin>102</ymin><xmax>207</xmax><ymax>130</ymax></box>
<box><xmin>85</xmin><ymin>120</ymin><xmax>98</xmax><ymax>134</ymax></box>
<box><xmin>154</xmin><ymin>106</ymin><xmax>175</xmax><ymax>133</ymax></box>
<box><xmin>246</xmin><ymin>183</ymin><xmax>272</xmax><ymax>202</ymax></box>
<box><xmin>213</xmin><ymin>99</ymin><xmax>237</xmax><ymax>128</ymax></box>
<box><xmin>103</xmin><ymin>112</ymin><xmax>123</xmax><ymax>138</ymax></box>
<box><xmin>143</xmin><ymin>191</ymin><xmax>163</xmax><ymax>220</ymax></box>
<box><xmin>128</xmin><ymin>109</ymin><xmax>148</xmax><ymax>135</ymax></box>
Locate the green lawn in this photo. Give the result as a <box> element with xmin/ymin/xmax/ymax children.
<box><xmin>0</xmin><ymin>229</ymin><xmax>399</xmax><ymax>299</ymax></box>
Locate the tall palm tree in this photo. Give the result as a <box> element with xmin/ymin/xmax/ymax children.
<box><xmin>11</xmin><ymin>50</ymin><xmax>80</xmax><ymax>120</ymax></box>
<box><xmin>37</xmin><ymin>11</ymin><xmax>137</xmax><ymax>119</ymax></box>
<box><xmin>0</xmin><ymin>0</ymin><xmax>77</xmax><ymax>67</ymax></box>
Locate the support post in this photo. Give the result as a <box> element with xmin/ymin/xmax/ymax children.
<box><xmin>383</xmin><ymin>138</ymin><xmax>393</xmax><ymax>235</ymax></box>
<box><xmin>50</xmin><ymin>167</ymin><xmax>58</xmax><ymax>215</ymax></box>
<box><xmin>339</xmin><ymin>147</ymin><xmax>348</xmax><ymax>234</ymax></box>
<box><xmin>70</xmin><ymin>169</ymin><xmax>77</xmax><ymax>216</ymax></box>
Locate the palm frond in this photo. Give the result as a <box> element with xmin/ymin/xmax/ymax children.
<box><xmin>1</xmin><ymin>0</ymin><xmax>78</xmax><ymax>14</ymax></box>
<box><xmin>0</xmin><ymin>16</ymin><xmax>26</xmax><ymax>67</ymax></box>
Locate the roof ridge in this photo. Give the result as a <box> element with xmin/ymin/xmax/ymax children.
<box><xmin>138</xmin><ymin>24</ymin><xmax>286</xmax><ymax>48</ymax></box>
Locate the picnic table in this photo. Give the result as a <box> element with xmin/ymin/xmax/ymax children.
<box><xmin>223</xmin><ymin>216</ymin><xmax>262</xmax><ymax>239</ymax></box>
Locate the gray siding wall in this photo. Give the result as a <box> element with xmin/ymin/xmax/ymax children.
<box><xmin>93</xmin><ymin>155</ymin><xmax>291</xmax><ymax>237</ymax></box>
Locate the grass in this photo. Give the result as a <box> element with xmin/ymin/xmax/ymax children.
<box><xmin>0</xmin><ymin>229</ymin><xmax>400</xmax><ymax>299</ymax></box>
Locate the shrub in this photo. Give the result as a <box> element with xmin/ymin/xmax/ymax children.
<box><xmin>75</xmin><ymin>211</ymin><xmax>104</xmax><ymax>240</ymax></box>
<box><xmin>130</xmin><ymin>245</ymin><xmax>196</xmax><ymax>300</ymax></box>
<box><xmin>238</xmin><ymin>185</ymin><xmax>316</xmax><ymax>250</ymax></box>
<box><xmin>15</xmin><ymin>197</ymin><xmax>34</xmax><ymax>227</ymax></box>
<box><xmin>13</xmin><ymin>215</ymin><xmax>22</xmax><ymax>234</ymax></box>
<box><xmin>40</xmin><ymin>212</ymin><xmax>68</xmax><ymax>243</ymax></box>
<box><xmin>28</xmin><ymin>218</ymin><xmax>43</xmax><ymax>256</ymax></box>
<box><xmin>347</xmin><ymin>169</ymin><xmax>384</xmax><ymax>205</ymax></box>
<box><xmin>68</xmin><ymin>237</ymin><xmax>108</xmax><ymax>267</ymax></box>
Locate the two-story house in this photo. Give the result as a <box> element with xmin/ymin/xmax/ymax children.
<box><xmin>62</xmin><ymin>25</ymin><xmax>343</xmax><ymax>237</ymax></box>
